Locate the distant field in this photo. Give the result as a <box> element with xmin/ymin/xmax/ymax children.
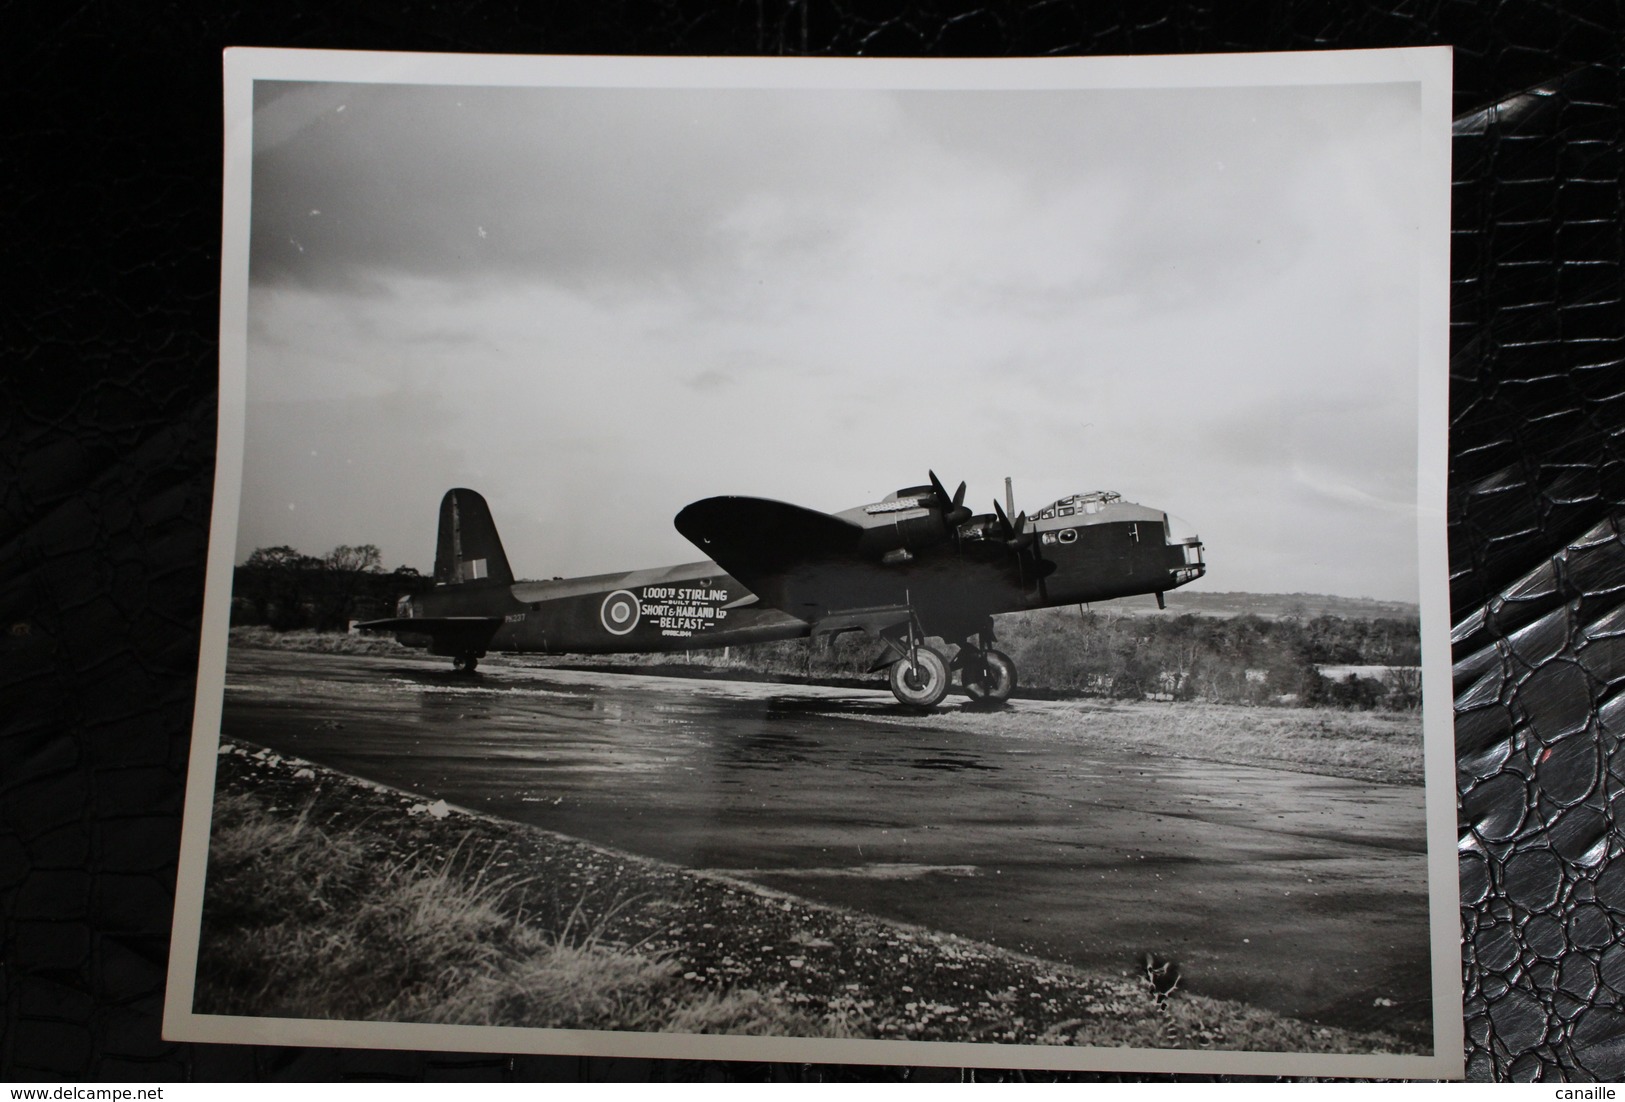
<box><xmin>925</xmin><ymin>697</ymin><xmax>1425</xmax><ymax>787</ymax></box>
<box><xmin>1109</xmin><ymin>590</ymin><xmax>1421</xmax><ymax>620</ymax></box>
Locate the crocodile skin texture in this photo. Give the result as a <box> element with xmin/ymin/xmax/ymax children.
<box><xmin>1451</xmin><ymin>61</ymin><xmax>1625</xmax><ymax>1083</ymax></box>
<box><xmin>3</xmin><ymin>0</ymin><xmax>1621</xmax><ymax>1084</ymax></box>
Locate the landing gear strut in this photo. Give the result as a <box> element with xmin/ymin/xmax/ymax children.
<box><xmin>871</xmin><ymin>608</ymin><xmax>1023</xmax><ymax>710</ymax></box>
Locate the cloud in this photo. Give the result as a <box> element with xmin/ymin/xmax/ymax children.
<box><xmin>685</xmin><ymin>370</ymin><xmax>734</xmax><ymax>392</ymax></box>
<box><xmin>249</xmin><ymin>84</ymin><xmax>913</xmax><ymax>296</ymax></box>
<box><xmin>237</xmin><ymin>76</ymin><xmax>1432</xmax><ymax>601</ymax></box>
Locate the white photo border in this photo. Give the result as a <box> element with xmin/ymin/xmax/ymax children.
<box><xmin>166</xmin><ymin>45</ymin><xmax>1460</xmax><ymax>1078</ymax></box>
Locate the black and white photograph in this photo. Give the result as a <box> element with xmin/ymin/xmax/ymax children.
<box><xmin>165</xmin><ymin>47</ymin><xmax>1458</xmax><ymax>1076</ymax></box>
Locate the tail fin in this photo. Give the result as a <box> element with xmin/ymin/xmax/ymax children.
<box><xmin>434</xmin><ymin>488</ymin><xmax>515</xmax><ymax>586</ymax></box>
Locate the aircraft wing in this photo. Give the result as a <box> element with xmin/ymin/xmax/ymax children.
<box><xmin>674</xmin><ymin>496</ymin><xmax>866</xmax><ymax>619</ymax></box>
<box><xmin>677</xmin><ymin>492</ymin><xmax>1040</xmax><ymax>633</ymax></box>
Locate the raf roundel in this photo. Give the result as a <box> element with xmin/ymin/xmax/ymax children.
<box><xmin>599</xmin><ymin>589</ymin><xmax>641</xmax><ymax>635</ymax></box>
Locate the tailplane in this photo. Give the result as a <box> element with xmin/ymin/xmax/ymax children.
<box><xmin>434</xmin><ymin>488</ymin><xmax>515</xmax><ymax>586</ymax></box>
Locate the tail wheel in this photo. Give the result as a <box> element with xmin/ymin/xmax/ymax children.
<box><xmin>964</xmin><ymin>649</ymin><xmax>1016</xmax><ymax>704</ymax></box>
<box><xmin>452</xmin><ymin>655</ymin><xmax>479</xmax><ymax>673</ymax></box>
<box><xmin>888</xmin><ymin>645</ymin><xmax>950</xmax><ymax>709</ymax></box>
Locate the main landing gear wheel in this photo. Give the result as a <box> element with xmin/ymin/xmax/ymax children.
<box><xmin>452</xmin><ymin>655</ymin><xmax>479</xmax><ymax>673</ymax></box>
<box><xmin>888</xmin><ymin>645</ymin><xmax>950</xmax><ymax>709</ymax></box>
<box><xmin>963</xmin><ymin>649</ymin><xmax>1017</xmax><ymax>705</ymax></box>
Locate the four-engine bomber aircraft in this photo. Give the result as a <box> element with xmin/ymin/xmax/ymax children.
<box><xmin>358</xmin><ymin>475</ymin><xmax>1205</xmax><ymax>709</ymax></box>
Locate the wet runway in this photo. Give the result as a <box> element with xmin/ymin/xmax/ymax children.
<box><xmin>218</xmin><ymin>648</ymin><xmax>1435</xmax><ymax>1043</ymax></box>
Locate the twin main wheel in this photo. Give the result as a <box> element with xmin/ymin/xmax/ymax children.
<box><xmin>888</xmin><ymin>645</ymin><xmax>950</xmax><ymax>709</ymax></box>
<box><xmin>962</xmin><ymin>649</ymin><xmax>1016</xmax><ymax>705</ymax></box>
<box><xmin>887</xmin><ymin>645</ymin><xmax>1017</xmax><ymax>708</ymax></box>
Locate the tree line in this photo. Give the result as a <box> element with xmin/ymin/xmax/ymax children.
<box><xmin>991</xmin><ymin>607</ymin><xmax>1421</xmax><ymax>709</ymax></box>
<box><xmin>231</xmin><ymin>545</ymin><xmax>433</xmax><ymax>631</ymax></box>
<box><xmin>710</xmin><ymin>607</ymin><xmax>1422</xmax><ymax>711</ymax></box>
<box><xmin>234</xmin><ymin>545</ymin><xmax>1421</xmax><ymax>710</ymax></box>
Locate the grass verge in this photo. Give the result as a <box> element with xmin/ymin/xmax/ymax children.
<box><xmin>196</xmin><ymin>785</ymin><xmax>843</xmax><ymax>1035</ymax></box>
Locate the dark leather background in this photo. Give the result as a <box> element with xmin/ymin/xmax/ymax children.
<box><xmin>3</xmin><ymin>0</ymin><xmax>1622</xmax><ymax>1084</ymax></box>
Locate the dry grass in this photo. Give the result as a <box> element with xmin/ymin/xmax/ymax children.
<box><xmin>195</xmin><ymin>789</ymin><xmax>865</xmax><ymax>1035</ymax></box>
<box><xmin>229</xmin><ymin>625</ymin><xmax>409</xmax><ymax>656</ymax></box>
<box><xmin>1037</xmin><ymin>984</ymin><xmax>1390</xmax><ymax>1052</ymax></box>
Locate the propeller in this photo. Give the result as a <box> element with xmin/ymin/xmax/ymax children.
<box><xmin>993</xmin><ymin>495</ymin><xmax>1051</xmax><ymax>592</ymax></box>
<box><xmin>992</xmin><ymin>499</ymin><xmax>1034</xmax><ymax>551</ymax></box>
<box><xmin>927</xmin><ymin>470</ymin><xmax>973</xmax><ymax>529</ymax></box>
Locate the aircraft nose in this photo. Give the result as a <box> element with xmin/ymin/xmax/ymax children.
<box><xmin>1165</xmin><ymin>512</ymin><xmax>1200</xmax><ymax>545</ymax></box>
<box><xmin>1164</xmin><ymin>512</ymin><xmax>1205</xmax><ymax>584</ymax></box>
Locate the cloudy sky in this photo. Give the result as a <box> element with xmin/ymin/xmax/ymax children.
<box><xmin>235</xmin><ymin>62</ymin><xmax>1433</xmax><ymax>601</ymax></box>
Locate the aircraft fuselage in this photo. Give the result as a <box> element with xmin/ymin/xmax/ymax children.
<box><xmin>397</xmin><ymin>491</ymin><xmax>1202</xmax><ymax>658</ymax></box>
<box><xmin>403</xmin><ymin>561</ymin><xmax>807</xmax><ymax>656</ymax></box>
<box><xmin>363</xmin><ymin>482</ymin><xmax>1205</xmax><ymax>705</ymax></box>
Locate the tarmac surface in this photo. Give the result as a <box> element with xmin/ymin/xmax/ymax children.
<box><xmin>216</xmin><ymin>648</ymin><xmax>1436</xmax><ymax>1045</ymax></box>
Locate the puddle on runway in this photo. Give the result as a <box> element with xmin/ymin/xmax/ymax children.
<box><xmin>904</xmin><ymin>753</ymin><xmax>998</xmax><ymax>772</ymax></box>
<box><xmin>395</xmin><ymin>678</ymin><xmax>599</xmax><ymax>702</ymax></box>
<box><xmin>729</xmin><ymin>862</ymin><xmax>983</xmax><ymax>881</ymax></box>
<box><xmin>756</xmin><ymin>694</ymin><xmax>937</xmax><ymax>721</ymax></box>
<box><xmin>715</xmin><ymin>729</ymin><xmax>827</xmax><ymax>769</ymax></box>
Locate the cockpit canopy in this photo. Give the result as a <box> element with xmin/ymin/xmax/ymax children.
<box><xmin>1033</xmin><ymin>490</ymin><xmax>1122</xmax><ymax>521</ymax></box>
<box><xmin>1027</xmin><ymin>490</ymin><xmax>1169</xmax><ymax>534</ymax></box>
